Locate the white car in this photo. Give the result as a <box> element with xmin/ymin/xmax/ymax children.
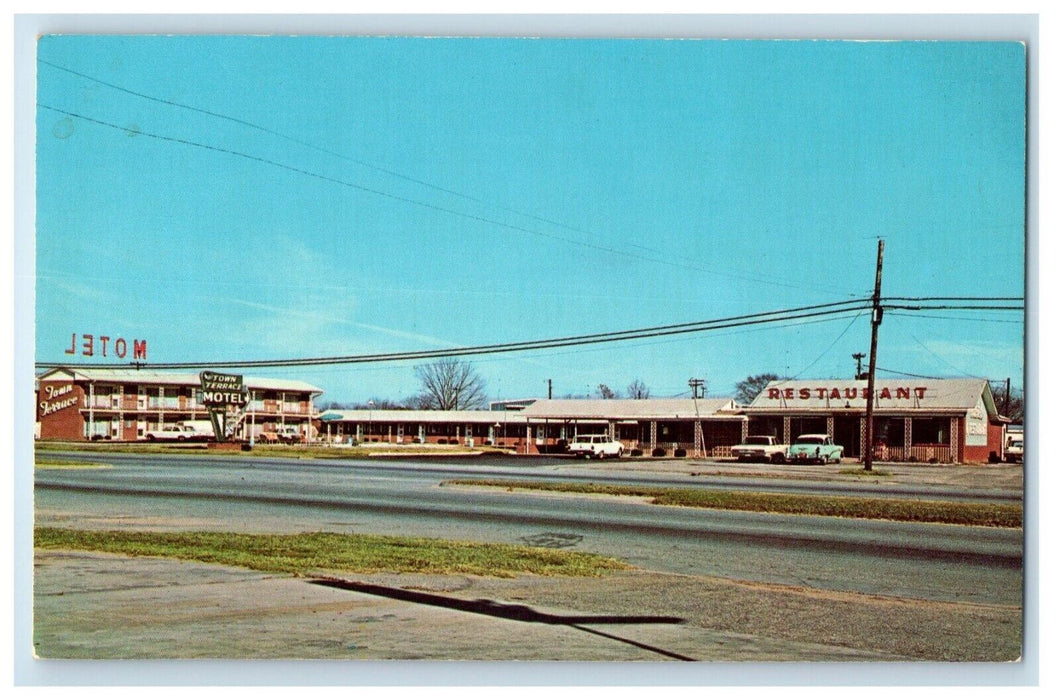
<box><xmin>567</xmin><ymin>435</ymin><xmax>624</xmax><ymax>459</ymax></box>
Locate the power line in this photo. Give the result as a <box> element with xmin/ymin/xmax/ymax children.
<box><xmin>789</xmin><ymin>311</ymin><xmax>866</xmax><ymax>379</ymax></box>
<box><xmin>39</xmin><ymin>58</ymin><xmax>671</xmax><ymax>261</ymax></box>
<box><xmin>875</xmin><ymin>366</ymin><xmax>944</xmax><ymax>380</ymax></box>
<box><xmin>36</xmin><ymin>298</ymin><xmax>872</xmax><ymax>371</ymax></box>
<box><xmin>883</xmin><ymin>304</ymin><xmax>1023</xmax><ymax>312</ymax></box>
<box><xmin>37</xmin><ymin>100</ymin><xmax>852</xmax><ymax>296</ymax></box>
<box><xmin>888</xmin><ymin>311</ymin><xmax>1022</xmax><ymax>324</ymax></box>
<box><xmin>881</xmin><ymin>296</ymin><xmax>1024</xmax><ymax>302</ymax></box>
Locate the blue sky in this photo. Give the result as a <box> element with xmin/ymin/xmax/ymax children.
<box><xmin>34</xmin><ymin>35</ymin><xmax>1026</xmax><ymax>404</ymax></box>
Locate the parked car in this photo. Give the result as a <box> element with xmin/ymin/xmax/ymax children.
<box><xmin>567</xmin><ymin>434</ymin><xmax>624</xmax><ymax>459</ymax></box>
<box><xmin>1004</xmin><ymin>438</ymin><xmax>1023</xmax><ymax>463</ymax></box>
<box><xmin>732</xmin><ymin>435</ymin><xmax>789</xmax><ymax>463</ymax></box>
<box><xmin>277</xmin><ymin>426</ymin><xmax>302</xmax><ymax>444</ymax></box>
<box><xmin>143</xmin><ymin>422</ymin><xmax>211</xmax><ymax>442</ymax></box>
<box><xmin>787</xmin><ymin>434</ymin><xmax>844</xmax><ymax>464</ymax></box>
<box><xmin>1002</xmin><ymin>427</ymin><xmax>1023</xmax><ymax>463</ymax></box>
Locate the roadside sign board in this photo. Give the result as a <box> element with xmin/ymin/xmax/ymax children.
<box><xmin>199</xmin><ymin>371</ymin><xmax>249</xmax><ymax>441</ymax></box>
<box><xmin>200</xmin><ymin>371</ymin><xmax>248</xmax><ymax>406</ymax></box>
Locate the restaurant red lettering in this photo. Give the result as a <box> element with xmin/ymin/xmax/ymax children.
<box><xmin>764</xmin><ymin>385</ymin><xmax>931</xmax><ymax>401</ymax></box>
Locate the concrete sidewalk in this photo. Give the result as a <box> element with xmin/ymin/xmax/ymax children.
<box><xmin>32</xmin><ymin>550</ymin><xmax>1020</xmax><ymax>662</ymax></box>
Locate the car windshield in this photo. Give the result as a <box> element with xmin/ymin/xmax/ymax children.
<box><xmin>746</xmin><ymin>437</ymin><xmax>770</xmax><ymax>445</ymax></box>
<box><xmin>796</xmin><ymin>436</ymin><xmax>825</xmax><ymax>444</ymax></box>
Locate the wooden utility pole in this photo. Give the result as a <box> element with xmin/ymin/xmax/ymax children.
<box><xmin>689</xmin><ymin>378</ymin><xmax>706</xmax><ymax>458</ymax></box>
<box><xmin>864</xmin><ymin>240</ymin><xmax>885</xmax><ymax>471</ymax></box>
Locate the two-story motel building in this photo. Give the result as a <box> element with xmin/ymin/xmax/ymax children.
<box><xmin>36</xmin><ymin>367</ymin><xmax>323</xmax><ymax>442</ymax></box>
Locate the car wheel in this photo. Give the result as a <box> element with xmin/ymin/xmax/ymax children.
<box><xmin>771</xmin><ymin>453</ymin><xmax>785</xmax><ymax>464</ymax></box>
<box><xmin>146</xmin><ymin>434</ymin><xmax>156</xmax><ymax>442</ymax></box>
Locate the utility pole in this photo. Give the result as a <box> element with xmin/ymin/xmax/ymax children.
<box><xmin>547</xmin><ymin>378</ymin><xmax>552</xmax><ymax>400</ymax></box>
<box><xmin>863</xmin><ymin>240</ymin><xmax>885</xmax><ymax>472</ymax></box>
<box><xmin>852</xmin><ymin>352</ymin><xmax>866</xmax><ymax>380</ymax></box>
<box><xmin>1004</xmin><ymin>377</ymin><xmax>1011</xmax><ymax>417</ymax></box>
<box><xmin>689</xmin><ymin>378</ymin><xmax>706</xmax><ymax>458</ymax></box>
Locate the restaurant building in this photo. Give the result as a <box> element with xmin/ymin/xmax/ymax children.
<box><xmin>741</xmin><ymin>378</ymin><xmax>1008</xmax><ymax>463</ymax></box>
<box><xmin>35</xmin><ymin>367</ymin><xmax>323</xmax><ymax>442</ymax></box>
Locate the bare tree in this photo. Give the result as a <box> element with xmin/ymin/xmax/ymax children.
<box><xmin>627</xmin><ymin>379</ymin><xmax>651</xmax><ymax>399</ymax></box>
<box><xmin>414</xmin><ymin>358</ymin><xmax>488</xmax><ymax>410</ymax></box>
<box><xmin>734</xmin><ymin>373</ymin><xmax>781</xmax><ymax>405</ymax></box>
<box><xmin>990</xmin><ymin>383</ymin><xmax>1024</xmax><ymax>423</ymax></box>
<box><xmin>596</xmin><ymin>384</ymin><xmax>618</xmax><ymax>400</ymax></box>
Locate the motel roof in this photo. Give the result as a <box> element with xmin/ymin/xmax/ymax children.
<box><xmin>319</xmin><ymin>409</ymin><xmax>512</xmax><ymax>424</ymax></box>
<box><xmin>37</xmin><ymin>367</ymin><xmax>324</xmax><ymax>395</ymax></box>
<box><xmin>319</xmin><ymin>398</ymin><xmax>743</xmax><ymax>424</ymax></box>
<box><xmin>519</xmin><ymin>398</ymin><xmax>742</xmax><ymax>420</ymax></box>
<box><xmin>744</xmin><ymin>378</ymin><xmax>1002</xmax><ymax>418</ymax></box>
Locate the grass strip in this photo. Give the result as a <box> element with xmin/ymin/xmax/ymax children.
<box><xmin>34</xmin><ymin>457</ymin><xmax>111</xmax><ymax>470</ymax></box>
<box><xmin>34</xmin><ymin>527</ymin><xmax>630</xmax><ymax>578</ymax></box>
<box><xmin>444</xmin><ymin>479</ymin><xmax>1022</xmax><ymax>528</ymax></box>
<box><xmin>34</xmin><ymin>442</ymin><xmax>502</xmax><ymax>459</ymax></box>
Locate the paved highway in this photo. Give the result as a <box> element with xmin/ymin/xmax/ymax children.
<box><xmin>34</xmin><ymin>451</ymin><xmax>1024</xmax><ymax>606</ymax></box>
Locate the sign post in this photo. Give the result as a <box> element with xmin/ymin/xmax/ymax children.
<box><xmin>199</xmin><ymin>371</ymin><xmax>248</xmax><ymax>441</ymax></box>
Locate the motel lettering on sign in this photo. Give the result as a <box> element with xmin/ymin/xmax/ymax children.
<box><xmin>65</xmin><ymin>333</ymin><xmax>147</xmax><ymax>360</ymax></box>
<box><xmin>199</xmin><ymin>371</ymin><xmax>249</xmax><ymax>406</ymax></box>
<box><xmin>39</xmin><ymin>383</ymin><xmax>79</xmax><ymax>416</ymax></box>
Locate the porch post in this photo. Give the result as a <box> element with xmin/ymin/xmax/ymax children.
<box><xmin>903</xmin><ymin>417</ymin><xmax>913</xmax><ymax>460</ymax></box>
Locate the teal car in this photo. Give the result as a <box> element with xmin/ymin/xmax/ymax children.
<box><xmin>787</xmin><ymin>434</ymin><xmax>844</xmax><ymax>464</ymax></box>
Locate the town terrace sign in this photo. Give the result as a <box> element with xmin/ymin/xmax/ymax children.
<box><xmin>200</xmin><ymin>371</ymin><xmax>248</xmax><ymax>441</ymax></box>
<box><xmin>199</xmin><ymin>371</ymin><xmax>249</xmax><ymax>406</ymax></box>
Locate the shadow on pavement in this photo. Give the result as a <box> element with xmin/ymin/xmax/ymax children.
<box><xmin>309</xmin><ymin>577</ymin><xmax>695</xmax><ymax>661</ymax></box>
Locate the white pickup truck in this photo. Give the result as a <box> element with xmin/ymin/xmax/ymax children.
<box><xmin>567</xmin><ymin>435</ymin><xmax>624</xmax><ymax>459</ymax></box>
<box><xmin>731</xmin><ymin>435</ymin><xmax>789</xmax><ymax>463</ymax></box>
